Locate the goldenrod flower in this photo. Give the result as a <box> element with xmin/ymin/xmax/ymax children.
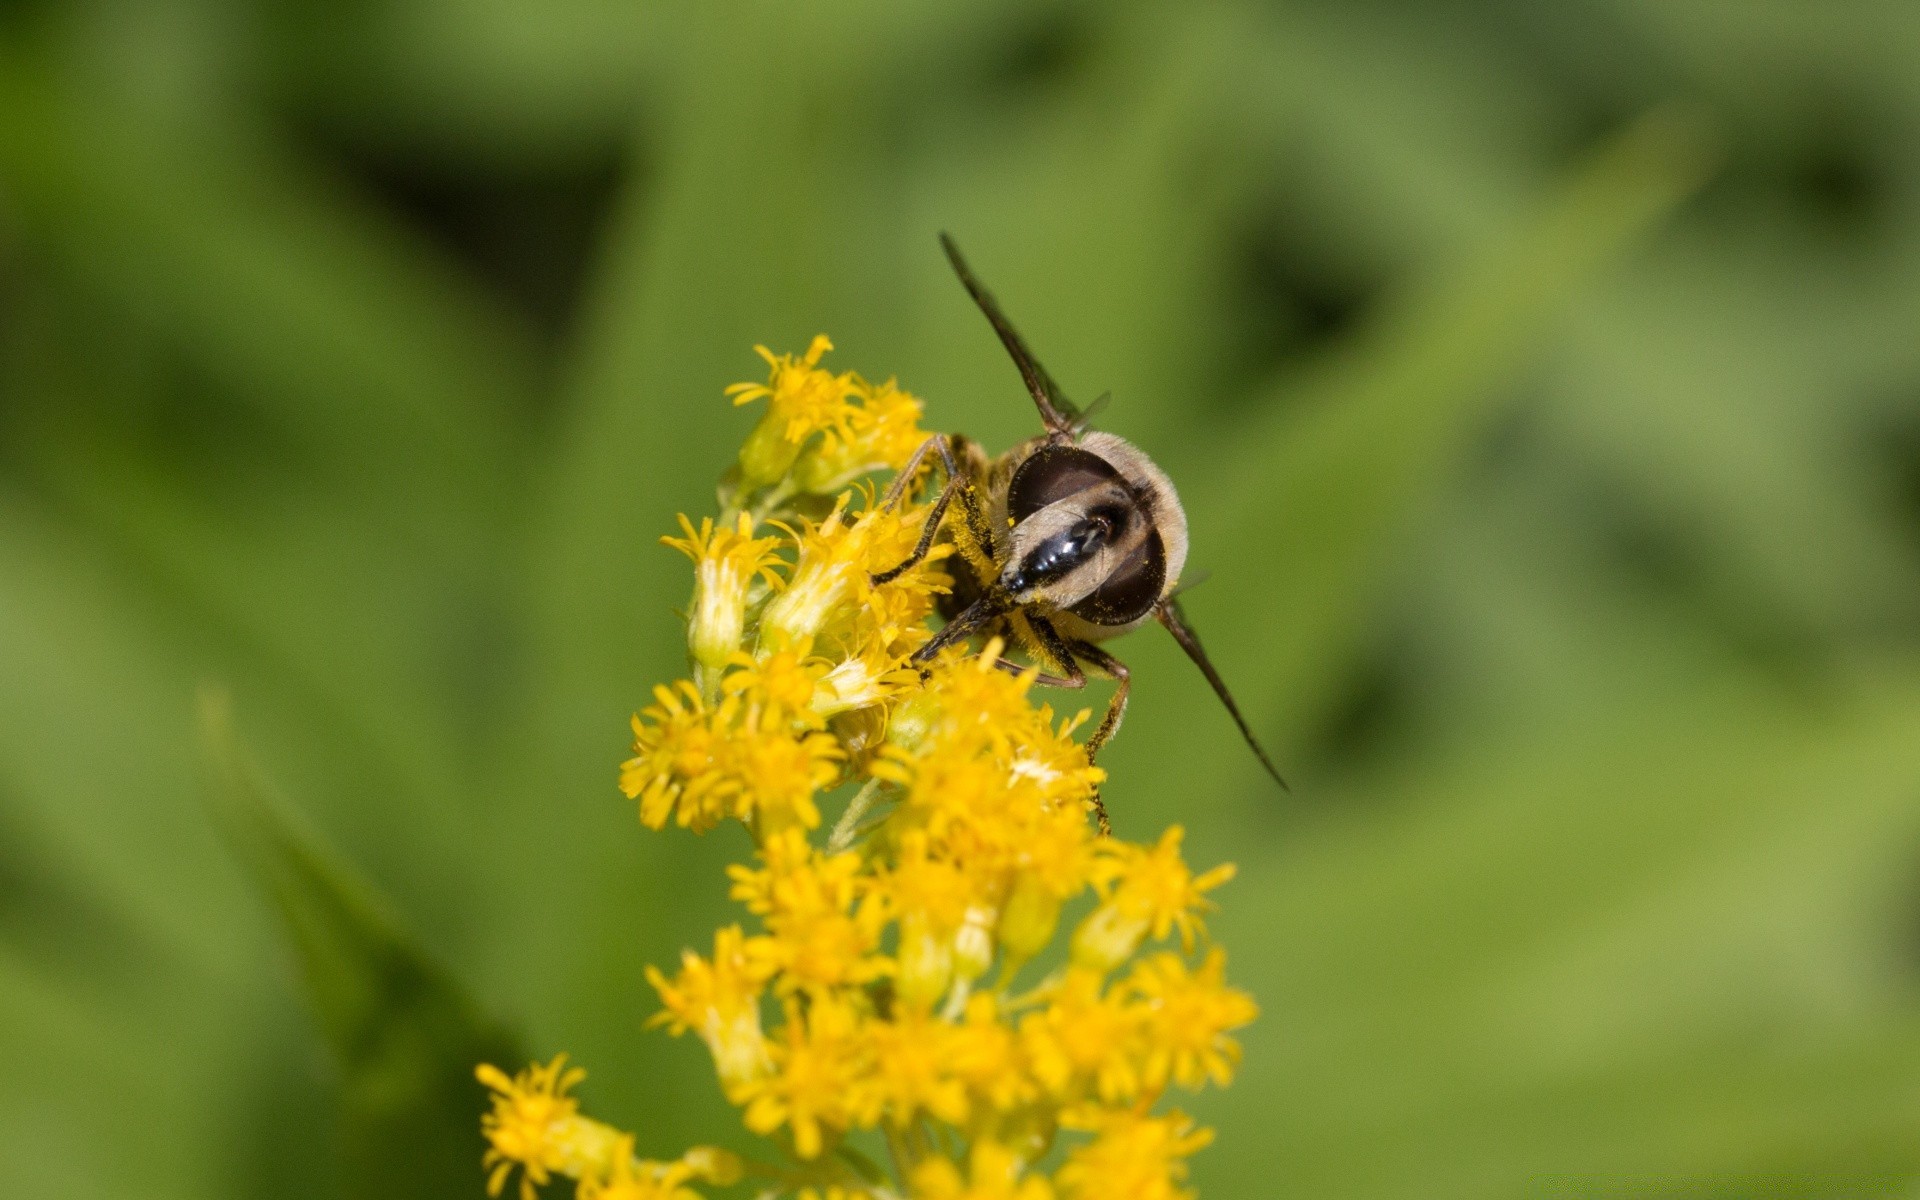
<box><xmin>865</xmin><ymin>1005</ymin><xmax>970</xmax><ymax>1128</ymax></box>
<box><xmin>1053</xmin><ymin>1107</ymin><xmax>1213</xmax><ymax>1200</ymax></box>
<box><xmin>737</xmin><ymin>994</ymin><xmax>879</xmax><ymax>1159</ymax></box>
<box><xmin>874</xmin><ymin>829</ymin><xmax>976</xmax><ymax>1008</ymax></box>
<box><xmin>722</xmin><ymin>645</ymin><xmax>826</xmax><ymax>726</ymax></box>
<box><xmin>663</xmin><ymin>514</ymin><xmax>785</xmax><ymax>690</ymax></box>
<box><xmin>727</xmin><ymin>829</ymin><xmax>886</xmax><ymax>994</ymax></box>
<box><xmin>793</xmin><ymin>375</ymin><xmax>931</xmax><ymax>494</ymax></box>
<box><xmin>1019</xmin><ymin>969</ymin><xmax>1144</xmax><ymax>1104</ymax></box>
<box><xmin>1125</xmin><ymin>948</ymin><xmax>1258</xmax><ymax>1092</ymax></box>
<box><xmin>575</xmin><ymin>1136</ymin><xmax>742</xmax><ymax>1200</ymax></box>
<box><xmin>644</xmin><ymin>926</ymin><xmax>773</xmax><ymax>1095</ymax></box>
<box><xmin>945</xmin><ymin>992</ymin><xmax>1038</xmax><ymax>1114</ymax></box>
<box><xmin>619</xmin><ymin>680</ymin><xmax>842</xmax><ymax>835</ymax></box>
<box><xmin>811</xmin><ymin>640</ymin><xmax>920</xmax><ymax>718</ymax></box>
<box><xmin>909</xmin><ymin>1140</ymin><xmax>1055</xmax><ymax>1200</ymax></box>
<box><xmin>477</xmin><ymin>1056</ymin><xmax>625</xmax><ymax>1200</ymax></box>
<box><xmin>760</xmin><ymin>495</ymin><xmax>948</xmax><ymax>652</ymax></box>
<box><xmin>728</xmin><ymin>336</ymin><xmax>861</xmax><ymax>486</ymax></box>
<box><xmin>1071</xmin><ymin>827</ymin><xmax>1233</xmax><ymax>974</ymax></box>
<box><xmin>618</xmin><ymin>682</ymin><xmax>727</xmax><ymax>831</ymax></box>
<box><xmin>720</xmin><ymin>713</ymin><xmax>844</xmax><ymax>834</ymax></box>
<box><xmin>485</xmin><ymin>333</ymin><xmax>1257</xmax><ymax>1199</ymax></box>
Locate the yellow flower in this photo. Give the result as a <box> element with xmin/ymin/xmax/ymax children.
<box><xmin>1019</xmin><ymin>969</ymin><xmax>1143</xmax><ymax>1104</ymax></box>
<box><xmin>811</xmin><ymin>637</ymin><xmax>922</xmax><ymax>718</ymax></box>
<box><xmin>1053</xmin><ymin>1107</ymin><xmax>1213</xmax><ymax>1200</ymax></box>
<box><xmin>1071</xmin><ymin>828</ymin><xmax>1233</xmax><ymax>974</ymax></box>
<box><xmin>675</xmin><ymin>1146</ymin><xmax>744</xmax><ymax>1188</ymax></box>
<box><xmin>878</xmin><ymin>645</ymin><xmax>1103</xmax><ymax>826</ymax></box>
<box><xmin>645</xmin><ymin>926</ymin><xmax>773</xmax><ymax>1095</ymax></box>
<box><xmin>477</xmin><ymin>1056</ymin><xmax>624</xmax><ymax>1200</ymax></box>
<box><xmin>793</xmin><ymin>374</ymin><xmax>931</xmax><ymax>494</ymax></box>
<box><xmin>728</xmin><ymin>335</ymin><xmax>861</xmax><ymax>485</ymax></box>
<box><xmin>1124</xmin><ymin>948</ymin><xmax>1258</xmax><ymax>1092</ymax></box>
<box><xmin>909</xmin><ymin>1140</ymin><xmax>1054</xmax><ymax>1200</ymax></box>
<box><xmin>728</xmin><ymin>829</ymin><xmax>886</xmax><ymax>994</ymax></box>
<box><xmin>864</xmin><ymin>1006</ymin><xmax>969</xmax><ymax>1128</ymax></box>
<box><xmin>620</xmin><ymin>683</ymin><xmax>842</xmax><ymax>834</ymax></box>
<box><xmin>879</xmin><ymin>642</ymin><xmax>1038</xmax><ymax>760</ymax></box>
<box><xmin>721</xmin><ymin>712</ymin><xmax>844</xmax><ymax>833</ymax></box>
<box><xmin>722</xmin><ymin>645</ymin><xmax>827</xmax><ymax>727</ymax></box>
<box><xmin>663</xmin><ymin>514</ymin><xmax>785</xmax><ymax>684</ymax></box>
<box><xmin>946</xmin><ymin>993</ymin><xmax>1037</xmax><ymax>1113</ymax></box>
<box><xmin>873</xmin><ymin>830</ymin><xmax>976</xmax><ymax>1009</ymax></box>
<box><xmin>760</xmin><ymin>494</ymin><xmax>948</xmax><ymax>652</ymax></box>
<box><xmin>736</xmin><ymin>995</ymin><xmax>879</xmax><ymax>1159</ymax></box>
<box><xmin>575</xmin><ymin>1137</ymin><xmax>699</xmax><ymax>1200</ymax></box>
<box><xmin>619</xmin><ymin>682</ymin><xmax>731</xmax><ymax>832</ymax></box>
<box><xmin>576</xmin><ymin>1141</ymin><xmax>744</xmax><ymax>1200</ymax></box>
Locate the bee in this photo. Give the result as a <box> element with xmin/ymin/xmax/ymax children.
<box><xmin>873</xmin><ymin>234</ymin><xmax>1287</xmax><ymax>830</ymax></box>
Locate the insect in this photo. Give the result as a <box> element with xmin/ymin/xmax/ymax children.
<box><xmin>873</xmin><ymin>234</ymin><xmax>1288</xmax><ymax>831</ymax></box>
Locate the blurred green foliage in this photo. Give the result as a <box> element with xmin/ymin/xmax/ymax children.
<box><xmin>3</xmin><ymin>2</ymin><xmax>1920</xmax><ymax>1197</ymax></box>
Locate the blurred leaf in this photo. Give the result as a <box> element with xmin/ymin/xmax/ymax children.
<box><xmin>198</xmin><ymin>688</ymin><xmax>521</xmax><ymax>1200</ymax></box>
<box><xmin>0</xmin><ymin>40</ymin><xmax>535</xmax><ymax>521</ymax></box>
<box><xmin>1203</xmin><ymin>669</ymin><xmax>1920</xmax><ymax>1198</ymax></box>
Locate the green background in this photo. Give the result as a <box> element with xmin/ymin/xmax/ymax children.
<box><xmin>4</xmin><ymin>2</ymin><xmax>1920</xmax><ymax>1196</ymax></box>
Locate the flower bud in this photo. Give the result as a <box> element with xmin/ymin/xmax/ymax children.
<box><xmin>758</xmin><ymin>564</ymin><xmax>854</xmax><ymax>649</ymax></box>
<box><xmin>737</xmin><ymin>408</ymin><xmax>803</xmax><ymax>488</ymax></box>
<box><xmin>703</xmin><ymin>1006</ymin><xmax>772</xmax><ymax>1099</ymax></box>
<box><xmin>687</xmin><ymin>560</ymin><xmax>749</xmax><ymax>680</ymax></box>
<box><xmin>790</xmin><ymin>436</ymin><xmax>872</xmax><ymax>496</ymax></box>
<box><xmin>1069</xmin><ymin>900</ymin><xmax>1149</xmax><ymax>976</ymax></box>
<box><xmin>681</xmin><ymin>1146</ymin><xmax>745</xmax><ymax>1186</ymax></box>
<box><xmin>952</xmin><ymin>903</ymin><xmax>998</xmax><ymax>983</ymax></box>
<box><xmin>885</xmin><ymin>691</ymin><xmax>939</xmax><ymax>754</ymax></box>
<box><xmin>997</xmin><ymin>872</ymin><xmax>1062</xmax><ymax>970</ymax></box>
<box><xmin>895</xmin><ymin>915</ymin><xmax>955</xmax><ymax>1011</ymax></box>
<box><xmin>556</xmin><ymin>1116</ymin><xmax>627</xmax><ymax>1180</ymax></box>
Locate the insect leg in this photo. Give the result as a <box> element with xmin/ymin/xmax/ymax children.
<box><xmin>989</xmin><ymin>618</ymin><xmax>1116</xmax><ymax>835</ymax></box>
<box><xmin>989</xmin><ymin>611</ymin><xmax>1086</xmax><ymax>689</ymax></box>
<box><xmin>1063</xmin><ymin>640</ymin><xmax>1131</xmax><ymax>758</ymax></box>
<box><xmin>908</xmin><ymin>595</ymin><xmax>1007</xmax><ymax>667</ymax></box>
<box><xmin>872</xmin><ymin>435</ymin><xmax>997</xmax><ymax>586</ymax></box>
<box><xmin>878</xmin><ymin>433</ymin><xmax>945</xmax><ymax>510</ymax></box>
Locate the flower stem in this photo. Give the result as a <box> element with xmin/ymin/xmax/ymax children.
<box><xmin>828</xmin><ymin>778</ymin><xmax>887</xmax><ymax>854</ymax></box>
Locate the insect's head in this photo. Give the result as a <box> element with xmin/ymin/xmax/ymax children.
<box><xmin>997</xmin><ymin>441</ymin><xmax>1171</xmax><ymax>626</ymax></box>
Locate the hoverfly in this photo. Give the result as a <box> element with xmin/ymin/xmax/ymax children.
<box><xmin>873</xmin><ymin>234</ymin><xmax>1287</xmax><ymax>830</ymax></box>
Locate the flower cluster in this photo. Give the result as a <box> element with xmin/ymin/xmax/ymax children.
<box><xmin>480</xmin><ymin>339</ymin><xmax>1256</xmax><ymax>1200</ymax></box>
<box><xmin>478</xmin><ymin>1057</ymin><xmax>742</xmax><ymax>1200</ymax></box>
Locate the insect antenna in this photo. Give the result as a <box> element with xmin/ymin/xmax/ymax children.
<box><xmin>1155</xmin><ymin>598</ymin><xmax>1290</xmax><ymax>791</ymax></box>
<box><xmin>938</xmin><ymin>232</ymin><xmax>1083</xmax><ymax>437</ymax></box>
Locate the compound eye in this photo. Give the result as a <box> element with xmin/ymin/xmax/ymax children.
<box><xmin>1069</xmin><ymin>529</ymin><xmax>1167</xmax><ymax>626</ymax></box>
<box><xmin>1007</xmin><ymin>446</ymin><xmax>1122</xmax><ymax>523</ymax></box>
